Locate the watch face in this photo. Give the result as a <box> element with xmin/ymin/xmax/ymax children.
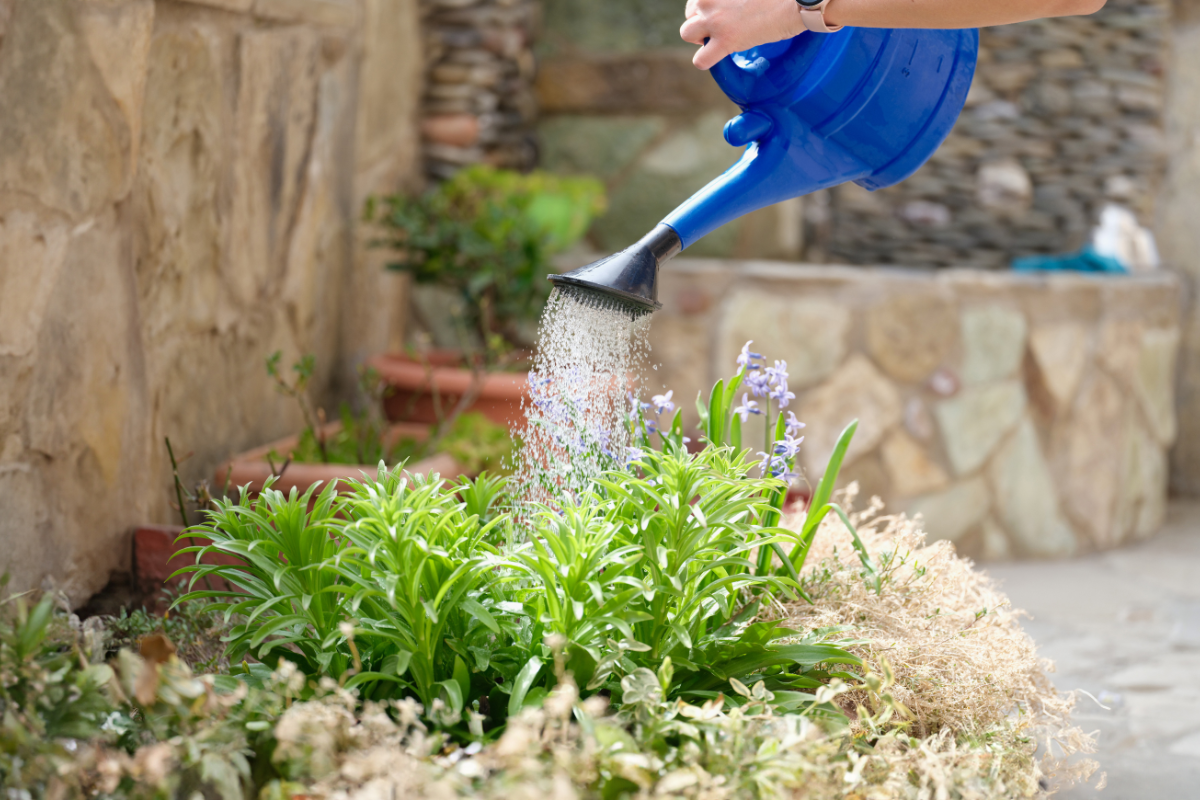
<box><xmin>796</xmin><ymin>0</ymin><xmax>823</xmax><ymax>7</ymax></box>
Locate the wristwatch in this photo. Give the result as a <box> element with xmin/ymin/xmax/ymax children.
<box><xmin>795</xmin><ymin>0</ymin><xmax>843</xmax><ymax>33</ymax></box>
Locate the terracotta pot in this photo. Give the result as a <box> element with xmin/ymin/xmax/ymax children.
<box><xmin>132</xmin><ymin>524</ymin><xmax>242</xmax><ymax>598</ymax></box>
<box><xmin>213</xmin><ymin>421</ymin><xmax>464</xmax><ymax>496</ymax></box>
<box><xmin>367</xmin><ymin>351</ymin><xmax>529</xmax><ymax>428</ymax></box>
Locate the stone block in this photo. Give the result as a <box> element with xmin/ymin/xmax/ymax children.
<box><xmin>226</xmin><ymin>27</ymin><xmax>321</xmax><ymax>306</ymax></box>
<box><xmin>989</xmin><ymin>419</ymin><xmax>1077</xmax><ymax>557</ymax></box>
<box><xmin>1134</xmin><ymin>327</ymin><xmax>1180</xmax><ymax>446</ymax></box>
<box><xmin>421</xmin><ymin>114</ymin><xmax>480</xmax><ymax>147</ymax></box>
<box><xmin>796</xmin><ymin>355</ymin><xmax>902</xmax><ymax>476</ymax></box>
<box><xmin>536</xmin><ymin>52</ymin><xmax>729</xmax><ymax>114</ymax></box>
<box><xmin>1053</xmin><ymin>372</ymin><xmax>1125</xmax><ymax>548</ymax></box>
<box><xmin>181</xmin><ymin>0</ymin><xmax>254</xmax><ymax>11</ymax></box>
<box><xmin>589</xmin><ymin>110</ymin><xmax>742</xmax><ymax>257</ymax></box>
<box><xmin>935</xmin><ymin>381</ymin><xmax>1027</xmax><ymax>475</ymax></box>
<box><xmin>717</xmin><ymin>292</ymin><xmax>849</xmax><ymax>391</ymax></box>
<box><xmin>0</xmin><ymin>0</ymin><xmax>144</xmax><ymax>218</ymax></box>
<box><xmin>881</xmin><ymin>429</ymin><xmax>950</xmax><ymax>499</ymax></box>
<box><xmin>1029</xmin><ymin>322</ymin><xmax>1090</xmax><ymax>410</ymax></box>
<box><xmin>356</xmin><ymin>0</ymin><xmax>422</xmax><ymax>183</ymax></box>
<box><xmin>0</xmin><ymin>211</ymin><xmax>69</xmax><ymax>359</ymax></box>
<box><xmin>539</xmin><ymin>116</ymin><xmax>665</xmax><ymax>180</ymax></box>
<box><xmin>961</xmin><ymin>305</ymin><xmax>1028</xmax><ymax>385</ymax></box>
<box><xmin>905</xmin><ymin>477</ymin><xmax>991</xmax><ymax>544</ymax></box>
<box><xmin>254</xmin><ymin>0</ymin><xmax>358</xmax><ymax>27</ymax></box>
<box><xmin>1115</xmin><ymin>412</ymin><xmax>1169</xmax><ymax>542</ymax></box>
<box><xmin>865</xmin><ymin>293</ymin><xmax>958</xmax><ymax>383</ymax></box>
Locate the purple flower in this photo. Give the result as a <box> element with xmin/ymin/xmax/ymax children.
<box><xmin>772</xmin><ymin>434</ymin><xmax>803</xmax><ymax>460</ymax></box>
<box><xmin>651</xmin><ymin>390</ymin><xmax>675</xmax><ymax>416</ymax></box>
<box><xmin>758</xmin><ymin>452</ymin><xmax>798</xmax><ymax>481</ymax></box>
<box><xmin>744</xmin><ymin>369</ymin><xmax>771</xmax><ymax>398</ymax></box>
<box><xmin>785</xmin><ymin>412</ymin><xmax>805</xmax><ymax>439</ymax></box>
<box><xmin>737</xmin><ymin>341</ymin><xmax>763</xmax><ymax>370</ymax></box>
<box><xmin>733</xmin><ymin>394</ymin><xmax>761</xmax><ymax>422</ymax></box>
<box><xmin>769</xmin><ymin>384</ymin><xmax>795</xmax><ymax>407</ymax></box>
<box><xmin>765</xmin><ymin>360</ymin><xmax>789</xmax><ymax>386</ymax></box>
<box><xmin>626</xmin><ymin>446</ymin><xmax>646</xmax><ymax>463</ymax></box>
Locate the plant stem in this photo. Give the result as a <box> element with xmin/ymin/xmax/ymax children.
<box><xmin>165</xmin><ymin>437</ymin><xmax>190</xmax><ymax>530</ymax></box>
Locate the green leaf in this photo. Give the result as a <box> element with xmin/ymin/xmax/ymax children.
<box><xmin>707</xmin><ymin>379</ymin><xmax>725</xmax><ymax>444</ymax></box>
<box><xmin>453</xmin><ymin>655</ymin><xmax>471</xmax><ymax>708</ymax></box>
<box><xmin>791</xmin><ymin>419</ymin><xmax>858</xmax><ymax>571</ymax></box>
<box><xmin>508</xmin><ymin>655</ymin><xmax>543</xmax><ymax>717</ymax></box>
<box><xmin>382</xmin><ymin>650</ymin><xmax>413</xmax><ymax>677</ymax></box>
<box><xmin>460</xmin><ymin>597</ymin><xmax>500</xmax><ymax>634</ymax></box>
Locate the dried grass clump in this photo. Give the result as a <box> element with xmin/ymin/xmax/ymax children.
<box><xmin>779</xmin><ymin>486</ymin><xmax>1100</xmax><ymax>792</ymax></box>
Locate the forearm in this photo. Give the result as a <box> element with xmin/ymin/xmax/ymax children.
<box><xmin>823</xmin><ymin>0</ymin><xmax>1106</xmax><ymax>30</ymax></box>
<box><xmin>681</xmin><ymin>0</ymin><xmax>1109</xmax><ymax>69</ymax></box>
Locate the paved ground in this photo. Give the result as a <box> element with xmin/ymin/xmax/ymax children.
<box><xmin>987</xmin><ymin>500</ymin><xmax>1200</xmax><ymax>799</ymax></box>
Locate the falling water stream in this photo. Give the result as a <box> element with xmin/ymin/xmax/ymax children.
<box><xmin>511</xmin><ymin>287</ymin><xmax>651</xmax><ymax>517</ymax></box>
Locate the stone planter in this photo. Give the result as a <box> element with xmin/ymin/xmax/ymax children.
<box><xmin>367</xmin><ymin>351</ymin><xmax>529</xmax><ymax>429</ymax></box>
<box><xmin>649</xmin><ymin>259</ymin><xmax>1183</xmax><ymax>560</ymax></box>
<box><xmin>213</xmin><ymin>421</ymin><xmax>464</xmax><ymax>496</ymax></box>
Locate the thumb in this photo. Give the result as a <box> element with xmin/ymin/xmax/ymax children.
<box><xmin>693</xmin><ymin>37</ymin><xmax>729</xmax><ymax>71</ymax></box>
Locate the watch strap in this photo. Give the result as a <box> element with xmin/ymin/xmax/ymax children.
<box><xmin>799</xmin><ymin>0</ymin><xmax>843</xmax><ymax>33</ymax></box>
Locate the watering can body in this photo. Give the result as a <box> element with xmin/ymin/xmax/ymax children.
<box><xmin>549</xmin><ymin>26</ymin><xmax>979</xmax><ymax>314</ymax></box>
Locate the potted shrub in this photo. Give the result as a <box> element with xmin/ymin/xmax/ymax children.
<box><xmin>366</xmin><ymin>164</ymin><xmax>606</xmax><ymax>427</ymax></box>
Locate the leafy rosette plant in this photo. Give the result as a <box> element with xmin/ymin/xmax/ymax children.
<box><xmin>512</xmin><ymin>444</ymin><xmax>862</xmax><ymax>714</ymax></box>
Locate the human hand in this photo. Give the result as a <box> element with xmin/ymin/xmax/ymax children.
<box><xmin>680</xmin><ymin>0</ymin><xmax>806</xmax><ymax>70</ymax></box>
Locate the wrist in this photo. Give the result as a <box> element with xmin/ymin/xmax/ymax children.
<box><xmin>796</xmin><ymin>0</ymin><xmax>844</xmax><ymax>33</ymax></box>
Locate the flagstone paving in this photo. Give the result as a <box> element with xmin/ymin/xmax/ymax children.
<box><xmin>987</xmin><ymin>500</ymin><xmax>1200</xmax><ymax>798</ymax></box>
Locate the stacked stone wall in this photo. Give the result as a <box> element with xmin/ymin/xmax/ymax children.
<box><xmin>418</xmin><ymin>0</ymin><xmax>539</xmax><ymax>179</ymax></box>
<box><xmin>820</xmin><ymin>0</ymin><xmax>1172</xmax><ymax>267</ymax></box>
<box><xmin>0</xmin><ymin>0</ymin><xmax>423</xmax><ymax>605</ymax></box>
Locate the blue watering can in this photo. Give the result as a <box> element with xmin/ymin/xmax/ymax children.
<box><xmin>549</xmin><ymin>26</ymin><xmax>979</xmax><ymax>315</ymax></box>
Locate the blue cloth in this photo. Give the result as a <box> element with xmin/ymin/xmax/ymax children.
<box><xmin>1011</xmin><ymin>247</ymin><xmax>1128</xmax><ymax>274</ymax></box>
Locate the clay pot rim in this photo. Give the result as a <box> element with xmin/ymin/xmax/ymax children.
<box><xmin>214</xmin><ymin>420</ymin><xmax>462</xmax><ymax>495</ymax></box>
<box><xmin>367</xmin><ymin>353</ymin><xmax>530</xmax><ymax>398</ymax></box>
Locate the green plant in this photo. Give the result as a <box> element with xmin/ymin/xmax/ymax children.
<box><xmin>0</xmin><ymin>586</ymin><xmax>116</xmax><ymax>796</ymax></box>
<box><xmin>641</xmin><ymin>342</ymin><xmax>881</xmax><ymax>594</ymax></box>
<box><xmin>174</xmin><ymin>481</ymin><xmax>352</xmax><ymax>678</ymax></box>
<box><xmin>513</xmin><ymin>445</ymin><xmax>861</xmax><ymax>709</ymax></box>
<box><xmin>370</xmin><ymin>165</ymin><xmax>606</xmax><ymax>353</ymax></box>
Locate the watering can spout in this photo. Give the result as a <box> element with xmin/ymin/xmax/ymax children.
<box><xmin>550</xmin><ymin>27</ymin><xmax>979</xmax><ymax>315</ymax></box>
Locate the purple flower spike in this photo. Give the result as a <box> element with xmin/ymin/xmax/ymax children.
<box><xmin>737</xmin><ymin>341</ymin><xmax>764</xmax><ymax>370</ymax></box>
<box><xmin>651</xmin><ymin>390</ymin><xmax>675</xmax><ymax>416</ymax></box>
<box><xmin>733</xmin><ymin>393</ymin><xmax>762</xmax><ymax>422</ymax></box>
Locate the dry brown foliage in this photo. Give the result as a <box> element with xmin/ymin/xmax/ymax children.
<box><xmin>777</xmin><ymin>486</ymin><xmax>1102</xmax><ymax>793</ymax></box>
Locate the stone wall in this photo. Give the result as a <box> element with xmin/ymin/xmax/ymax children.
<box><xmin>0</xmin><ymin>0</ymin><xmax>423</xmax><ymax>605</ymax></box>
<box><xmin>822</xmin><ymin>0</ymin><xmax>1171</xmax><ymax>267</ymax></box>
<box><xmin>418</xmin><ymin>0</ymin><xmax>539</xmax><ymax>179</ymax></box>
<box><xmin>647</xmin><ymin>261</ymin><xmax>1181</xmax><ymax>559</ymax></box>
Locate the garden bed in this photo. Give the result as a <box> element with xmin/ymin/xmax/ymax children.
<box><xmin>6</xmin><ymin>349</ymin><xmax>1101</xmax><ymax>799</ymax></box>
